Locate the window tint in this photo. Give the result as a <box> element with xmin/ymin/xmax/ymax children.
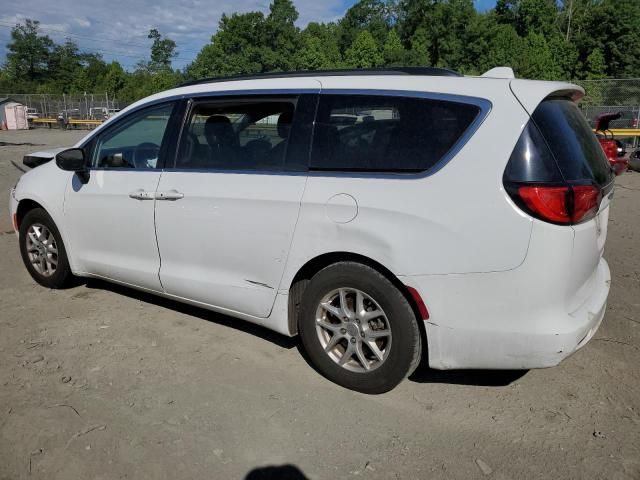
<box><xmin>503</xmin><ymin>121</ymin><xmax>564</xmax><ymax>184</ymax></box>
<box><xmin>532</xmin><ymin>99</ymin><xmax>613</xmax><ymax>186</ymax></box>
<box><xmin>93</xmin><ymin>102</ymin><xmax>174</xmax><ymax>169</ymax></box>
<box><xmin>310</xmin><ymin>94</ymin><xmax>480</xmax><ymax>172</ymax></box>
<box><xmin>176</xmin><ymin>100</ymin><xmax>296</xmax><ymax>170</ymax></box>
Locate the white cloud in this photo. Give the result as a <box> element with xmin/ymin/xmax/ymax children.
<box><xmin>74</xmin><ymin>17</ymin><xmax>91</xmax><ymax>28</ymax></box>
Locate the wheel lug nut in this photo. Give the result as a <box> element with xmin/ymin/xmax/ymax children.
<box><xmin>350</xmin><ymin>337</ymin><xmax>356</xmax><ymax>344</ymax></box>
<box><xmin>340</xmin><ymin>328</ymin><xmax>347</xmax><ymax>334</ymax></box>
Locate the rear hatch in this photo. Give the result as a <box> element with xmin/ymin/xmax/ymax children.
<box><xmin>505</xmin><ymin>85</ymin><xmax>615</xmax><ymax>310</ymax></box>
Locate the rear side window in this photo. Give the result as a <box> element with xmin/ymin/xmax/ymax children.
<box><xmin>532</xmin><ymin>99</ymin><xmax>612</xmax><ymax>186</ymax></box>
<box><xmin>310</xmin><ymin>94</ymin><xmax>480</xmax><ymax>172</ymax></box>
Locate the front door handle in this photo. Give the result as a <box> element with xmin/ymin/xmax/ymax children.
<box><xmin>129</xmin><ymin>189</ymin><xmax>155</xmax><ymax>200</ymax></box>
<box><xmin>156</xmin><ymin>190</ymin><xmax>184</xmax><ymax>201</ymax></box>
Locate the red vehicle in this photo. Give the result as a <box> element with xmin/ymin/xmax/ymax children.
<box><xmin>595</xmin><ymin>112</ymin><xmax>628</xmax><ymax>175</ymax></box>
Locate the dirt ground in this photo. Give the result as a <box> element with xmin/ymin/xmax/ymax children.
<box><xmin>0</xmin><ymin>128</ymin><xmax>639</xmax><ymax>480</ymax></box>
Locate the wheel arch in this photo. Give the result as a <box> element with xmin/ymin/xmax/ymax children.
<box><xmin>16</xmin><ymin>198</ymin><xmax>46</xmax><ymax>230</ymax></box>
<box><xmin>15</xmin><ymin>197</ymin><xmax>79</xmax><ymax>273</ymax></box>
<box><xmin>286</xmin><ymin>251</ymin><xmax>428</xmax><ymax>345</ymax></box>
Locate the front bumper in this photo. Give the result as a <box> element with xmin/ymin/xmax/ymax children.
<box><xmin>9</xmin><ymin>187</ymin><xmax>19</xmax><ymax>232</ymax></box>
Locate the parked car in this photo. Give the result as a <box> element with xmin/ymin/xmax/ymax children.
<box><xmin>89</xmin><ymin>107</ymin><xmax>121</xmax><ymax>120</ymax></box>
<box><xmin>89</xmin><ymin>107</ymin><xmax>108</xmax><ymax>120</ymax></box>
<box><xmin>629</xmin><ymin>148</ymin><xmax>640</xmax><ymax>172</ymax></box>
<box><xmin>9</xmin><ymin>67</ymin><xmax>614</xmax><ymax>393</ymax></box>
<box><xmin>57</xmin><ymin>108</ymin><xmax>81</xmax><ymax>121</ymax></box>
<box><xmin>26</xmin><ymin>107</ymin><xmax>40</xmax><ymax>120</ymax></box>
<box><xmin>595</xmin><ymin>112</ymin><xmax>628</xmax><ymax>175</ymax></box>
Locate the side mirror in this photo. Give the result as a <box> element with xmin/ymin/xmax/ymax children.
<box><xmin>56</xmin><ymin>148</ymin><xmax>89</xmax><ymax>183</ymax></box>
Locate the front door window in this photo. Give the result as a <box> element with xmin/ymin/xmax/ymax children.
<box><xmin>92</xmin><ymin>103</ymin><xmax>174</xmax><ymax>169</ymax></box>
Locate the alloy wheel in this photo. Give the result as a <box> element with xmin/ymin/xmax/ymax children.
<box><xmin>315</xmin><ymin>288</ymin><xmax>392</xmax><ymax>373</ymax></box>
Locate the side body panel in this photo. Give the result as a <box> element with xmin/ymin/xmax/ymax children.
<box><xmin>154</xmin><ymin>90</ymin><xmax>319</xmax><ymax>318</ymax></box>
<box><xmin>154</xmin><ymin>171</ymin><xmax>308</xmax><ymax>317</ymax></box>
<box><xmin>279</xmin><ymin>77</ymin><xmax>534</xmax><ymax>295</ymax></box>
<box><xmin>63</xmin><ymin>170</ymin><xmax>163</xmax><ymax>290</ymax></box>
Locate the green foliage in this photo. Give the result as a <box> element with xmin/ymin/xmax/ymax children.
<box><xmin>296</xmin><ymin>23</ymin><xmax>342</xmax><ymax>70</ymax></box>
<box><xmin>344</xmin><ymin>30</ymin><xmax>384</xmax><ymax>68</ymax></box>
<box><xmin>338</xmin><ymin>0</ymin><xmax>393</xmax><ymax>52</ymax></box>
<box><xmin>383</xmin><ymin>29</ymin><xmax>406</xmax><ymax>66</ymax></box>
<box><xmin>147</xmin><ymin>29</ymin><xmax>177</xmax><ymax>72</ymax></box>
<box><xmin>2</xmin><ymin>0</ymin><xmax>639</xmax><ymax>104</ymax></box>
<box><xmin>5</xmin><ymin>19</ymin><xmax>54</xmax><ymax>81</ymax></box>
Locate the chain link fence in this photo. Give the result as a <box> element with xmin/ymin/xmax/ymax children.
<box><xmin>0</xmin><ymin>93</ymin><xmax>124</xmax><ymax>127</ymax></box>
<box><xmin>574</xmin><ymin>79</ymin><xmax>640</xmax><ymax>129</ymax></box>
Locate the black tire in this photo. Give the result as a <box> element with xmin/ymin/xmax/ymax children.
<box><xmin>19</xmin><ymin>208</ymin><xmax>73</xmax><ymax>289</ymax></box>
<box><xmin>298</xmin><ymin>262</ymin><xmax>422</xmax><ymax>394</ymax></box>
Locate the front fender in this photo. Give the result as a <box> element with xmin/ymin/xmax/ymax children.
<box><xmin>13</xmin><ymin>161</ymin><xmax>78</xmax><ymax>271</ymax></box>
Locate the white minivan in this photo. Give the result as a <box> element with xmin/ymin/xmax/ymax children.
<box><xmin>9</xmin><ymin>67</ymin><xmax>614</xmax><ymax>393</ymax></box>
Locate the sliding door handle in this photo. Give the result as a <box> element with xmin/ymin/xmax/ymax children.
<box><xmin>156</xmin><ymin>190</ymin><xmax>184</xmax><ymax>201</ymax></box>
<box><xmin>129</xmin><ymin>189</ymin><xmax>154</xmax><ymax>200</ymax></box>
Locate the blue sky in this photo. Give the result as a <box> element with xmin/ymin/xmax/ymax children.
<box><xmin>0</xmin><ymin>0</ymin><xmax>496</xmax><ymax>72</ymax></box>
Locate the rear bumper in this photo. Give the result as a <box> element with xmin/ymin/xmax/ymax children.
<box><xmin>402</xmin><ymin>257</ymin><xmax>610</xmax><ymax>370</ymax></box>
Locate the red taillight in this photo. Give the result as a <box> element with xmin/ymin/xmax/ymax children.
<box><xmin>598</xmin><ymin>138</ymin><xmax>617</xmax><ymax>161</ymax></box>
<box><xmin>518</xmin><ymin>185</ymin><xmax>600</xmax><ymax>225</ymax></box>
<box><xmin>572</xmin><ymin>185</ymin><xmax>601</xmax><ymax>222</ymax></box>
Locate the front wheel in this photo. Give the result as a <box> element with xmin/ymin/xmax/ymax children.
<box><xmin>298</xmin><ymin>262</ymin><xmax>422</xmax><ymax>394</ymax></box>
<box><xmin>19</xmin><ymin>208</ymin><xmax>73</xmax><ymax>289</ymax></box>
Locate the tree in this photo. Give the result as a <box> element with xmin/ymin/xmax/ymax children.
<box><xmin>397</xmin><ymin>0</ymin><xmax>476</xmax><ymax>69</ymax></box>
<box><xmin>186</xmin><ymin>11</ymin><xmax>267</xmax><ymax>78</ymax></box>
<box><xmin>263</xmin><ymin>0</ymin><xmax>301</xmax><ymax>71</ymax></box>
<box><xmin>344</xmin><ymin>30</ymin><xmax>384</xmax><ymax>68</ymax></box>
<box><xmin>584</xmin><ymin>48</ymin><xmax>607</xmax><ymax>80</ymax></box>
<box><xmin>517</xmin><ymin>32</ymin><xmax>563</xmax><ymax>80</ymax></box>
<box><xmin>4</xmin><ymin>19</ymin><xmax>53</xmax><ymax>81</ymax></box>
<box><xmin>573</xmin><ymin>0</ymin><xmax>640</xmax><ymax>78</ymax></box>
<box><xmin>147</xmin><ymin>29</ymin><xmax>177</xmax><ymax>71</ymax></box>
<box><xmin>495</xmin><ymin>0</ymin><xmax>558</xmax><ymax>36</ymax></box>
<box><xmin>338</xmin><ymin>0</ymin><xmax>394</xmax><ymax>52</ymax></box>
<box><xmin>383</xmin><ymin>29</ymin><xmax>406</xmax><ymax>66</ymax></box>
<box><xmin>296</xmin><ymin>23</ymin><xmax>342</xmax><ymax>70</ymax></box>
<box><xmin>406</xmin><ymin>27</ymin><xmax>431</xmax><ymax>66</ymax></box>
<box><xmin>3</xmin><ymin>0</ymin><xmax>640</xmax><ymax>101</ymax></box>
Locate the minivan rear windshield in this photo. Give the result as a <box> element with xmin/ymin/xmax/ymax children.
<box><xmin>531</xmin><ymin>99</ymin><xmax>612</xmax><ymax>186</ymax></box>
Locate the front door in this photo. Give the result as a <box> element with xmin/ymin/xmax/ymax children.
<box><xmin>63</xmin><ymin>102</ymin><xmax>176</xmax><ymax>290</ymax></box>
<box><xmin>154</xmin><ymin>94</ymin><xmax>316</xmax><ymax>317</ymax></box>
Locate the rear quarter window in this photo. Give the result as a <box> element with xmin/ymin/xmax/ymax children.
<box><xmin>310</xmin><ymin>94</ymin><xmax>481</xmax><ymax>173</ymax></box>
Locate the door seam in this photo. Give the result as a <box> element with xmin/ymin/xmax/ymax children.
<box><xmin>153</xmin><ymin>170</ymin><xmax>165</xmax><ymax>291</ymax></box>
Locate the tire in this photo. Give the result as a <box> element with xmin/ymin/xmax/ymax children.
<box><xmin>298</xmin><ymin>262</ymin><xmax>422</xmax><ymax>394</ymax></box>
<box><xmin>19</xmin><ymin>208</ymin><xmax>73</xmax><ymax>289</ymax></box>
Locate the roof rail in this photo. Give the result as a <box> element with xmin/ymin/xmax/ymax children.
<box><xmin>179</xmin><ymin>67</ymin><xmax>462</xmax><ymax>87</ymax></box>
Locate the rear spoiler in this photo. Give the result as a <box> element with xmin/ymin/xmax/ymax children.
<box><xmin>509</xmin><ymin>79</ymin><xmax>585</xmax><ymax>116</ymax></box>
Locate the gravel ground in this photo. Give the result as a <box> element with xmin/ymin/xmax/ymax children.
<box><xmin>0</xmin><ymin>129</ymin><xmax>639</xmax><ymax>480</ymax></box>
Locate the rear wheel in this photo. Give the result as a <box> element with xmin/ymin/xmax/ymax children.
<box><xmin>19</xmin><ymin>208</ymin><xmax>73</xmax><ymax>289</ymax></box>
<box><xmin>298</xmin><ymin>262</ymin><xmax>421</xmax><ymax>394</ymax></box>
